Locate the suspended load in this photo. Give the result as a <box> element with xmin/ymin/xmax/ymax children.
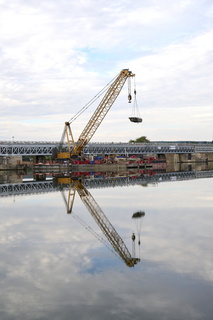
<box><xmin>132</xmin><ymin>211</ymin><xmax>145</xmax><ymax>219</ymax></box>
<box><xmin>129</xmin><ymin>88</ymin><xmax>142</xmax><ymax>123</ymax></box>
<box><xmin>132</xmin><ymin>211</ymin><xmax>145</xmax><ymax>245</ymax></box>
<box><xmin>129</xmin><ymin>117</ymin><xmax>142</xmax><ymax>123</ymax></box>
<box><xmin>131</xmin><ymin>210</ymin><xmax>145</xmax><ymax>259</ymax></box>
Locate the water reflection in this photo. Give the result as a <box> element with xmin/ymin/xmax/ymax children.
<box><xmin>58</xmin><ymin>177</ymin><xmax>141</xmax><ymax>267</ymax></box>
<box><xmin>0</xmin><ymin>168</ymin><xmax>213</xmax><ymax>319</ymax></box>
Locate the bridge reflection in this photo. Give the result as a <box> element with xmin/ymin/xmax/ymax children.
<box><xmin>1</xmin><ymin>168</ymin><xmax>213</xmax><ymax>197</ymax></box>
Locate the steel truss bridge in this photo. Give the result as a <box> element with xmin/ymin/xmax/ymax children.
<box><xmin>1</xmin><ymin>141</ymin><xmax>213</xmax><ymax>156</ymax></box>
<box><xmin>1</xmin><ymin>170</ymin><xmax>213</xmax><ymax>197</ymax></box>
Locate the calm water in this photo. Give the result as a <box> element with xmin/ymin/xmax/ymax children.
<box><xmin>0</xmin><ymin>172</ymin><xmax>213</xmax><ymax>320</ymax></box>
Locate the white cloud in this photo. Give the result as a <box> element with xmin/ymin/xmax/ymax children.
<box><xmin>0</xmin><ymin>0</ymin><xmax>213</xmax><ymax>141</ymax></box>
<box><xmin>129</xmin><ymin>31</ymin><xmax>213</xmax><ymax>106</ymax></box>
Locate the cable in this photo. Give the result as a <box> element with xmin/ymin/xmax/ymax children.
<box><xmin>68</xmin><ymin>72</ymin><xmax>120</xmax><ymax>124</ymax></box>
<box><xmin>71</xmin><ymin>212</ymin><xmax>122</xmax><ymax>261</ymax></box>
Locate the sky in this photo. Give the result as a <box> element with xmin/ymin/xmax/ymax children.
<box><xmin>0</xmin><ymin>0</ymin><xmax>213</xmax><ymax>142</ymax></box>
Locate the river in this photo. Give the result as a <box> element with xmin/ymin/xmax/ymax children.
<box><xmin>0</xmin><ymin>170</ymin><xmax>213</xmax><ymax>319</ymax></box>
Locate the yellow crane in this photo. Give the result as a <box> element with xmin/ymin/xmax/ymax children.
<box><xmin>59</xmin><ymin>177</ymin><xmax>140</xmax><ymax>267</ymax></box>
<box><xmin>56</xmin><ymin>69</ymin><xmax>136</xmax><ymax>159</ymax></box>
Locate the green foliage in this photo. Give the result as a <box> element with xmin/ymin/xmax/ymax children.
<box><xmin>129</xmin><ymin>136</ymin><xmax>150</xmax><ymax>143</ymax></box>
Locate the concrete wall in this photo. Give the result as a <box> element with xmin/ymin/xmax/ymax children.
<box><xmin>165</xmin><ymin>152</ymin><xmax>213</xmax><ymax>163</ymax></box>
<box><xmin>165</xmin><ymin>153</ymin><xmax>213</xmax><ymax>172</ymax></box>
<box><xmin>179</xmin><ymin>153</ymin><xmax>213</xmax><ymax>162</ymax></box>
<box><xmin>0</xmin><ymin>171</ymin><xmax>22</xmax><ymax>183</ymax></box>
<box><xmin>0</xmin><ymin>156</ymin><xmax>22</xmax><ymax>170</ymax></box>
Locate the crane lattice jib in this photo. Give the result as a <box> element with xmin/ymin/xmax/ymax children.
<box><xmin>71</xmin><ymin>69</ymin><xmax>135</xmax><ymax>157</ymax></box>
<box><xmin>73</xmin><ymin>179</ymin><xmax>139</xmax><ymax>267</ymax></box>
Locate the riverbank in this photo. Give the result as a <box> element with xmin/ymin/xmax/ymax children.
<box><xmin>1</xmin><ymin>152</ymin><xmax>213</xmax><ymax>173</ymax></box>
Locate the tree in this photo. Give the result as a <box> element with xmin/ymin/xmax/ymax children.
<box><xmin>129</xmin><ymin>136</ymin><xmax>150</xmax><ymax>143</ymax></box>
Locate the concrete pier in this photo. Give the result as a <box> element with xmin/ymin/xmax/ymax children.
<box><xmin>165</xmin><ymin>153</ymin><xmax>213</xmax><ymax>171</ymax></box>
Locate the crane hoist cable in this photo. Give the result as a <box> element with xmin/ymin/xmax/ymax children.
<box><xmin>68</xmin><ymin>72</ymin><xmax>120</xmax><ymax>124</ymax></box>
<box><xmin>131</xmin><ymin>210</ymin><xmax>145</xmax><ymax>260</ymax></box>
<box><xmin>58</xmin><ymin>72</ymin><xmax>121</xmax><ymax>151</ymax></box>
<box><xmin>129</xmin><ymin>77</ymin><xmax>142</xmax><ymax>123</ymax></box>
<box><xmin>71</xmin><ymin>212</ymin><xmax>124</xmax><ymax>263</ymax></box>
<box><xmin>71</xmin><ymin>178</ymin><xmax>140</xmax><ymax>267</ymax></box>
<box><xmin>132</xmin><ymin>210</ymin><xmax>145</xmax><ymax>256</ymax></box>
<box><xmin>60</xmin><ymin>181</ymin><xmax>122</xmax><ymax>260</ymax></box>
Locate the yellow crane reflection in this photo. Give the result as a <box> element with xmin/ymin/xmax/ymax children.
<box><xmin>58</xmin><ymin>177</ymin><xmax>141</xmax><ymax>268</ymax></box>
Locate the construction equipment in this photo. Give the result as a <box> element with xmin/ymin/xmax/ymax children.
<box><xmin>59</xmin><ymin>177</ymin><xmax>140</xmax><ymax>267</ymax></box>
<box><xmin>55</xmin><ymin>69</ymin><xmax>136</xmax><ymax>159</ymax></box>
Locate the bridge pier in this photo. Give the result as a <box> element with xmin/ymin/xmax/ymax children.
<box><xmin>166</xmin><ymin>152</ymin><xmax>213</xmax><ymax>163</ymax></box>
<box><xmin>165</xmin><ymin>154</ymin><xmax>181</xmax><ymax>172</ymax></box>
<box><xmin>165</xmin><ymin>152</ymin><xmax>213</xmax><ymax>172</ymax></box>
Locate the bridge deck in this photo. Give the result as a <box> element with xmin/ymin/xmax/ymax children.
<box><xmin>1</xmin><ymin>141</ymin><xmax>213</xmax><ymax>156</ymax></box>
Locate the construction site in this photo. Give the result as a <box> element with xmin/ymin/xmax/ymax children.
<box><xmin>52</xmin><ymin>69</ymin><xmax>143</xmax><ymax>162</ymax></box>
<box><xmin>1</xmin><ymin>69</ymin><xmax>213</xmax><ymax>174</ymax></box>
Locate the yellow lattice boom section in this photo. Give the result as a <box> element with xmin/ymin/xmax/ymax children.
<box><xmin>70</xmin><ymin>69</ymin><xmax>135</xmax><ymax>157</ymax></box>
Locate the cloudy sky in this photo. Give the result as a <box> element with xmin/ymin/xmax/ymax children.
<box><xmin>0</xmin><ymin>0</ymin><xmax>213</xmax><ymax>142</ymax></box>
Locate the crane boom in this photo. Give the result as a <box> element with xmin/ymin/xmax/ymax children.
<box><xmin>72</xmin><ymin>179</ymin><xmax>140</xmax><ymax>267</ymax></box>
<box><xmin>68</xmin><ymin>69</ymin><xmax>135</xmax><ymax>157</ymax></box>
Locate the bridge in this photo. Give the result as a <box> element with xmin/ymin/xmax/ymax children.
<box><xmin>1</xmin><ymin>141</ymin><xmax>213</xmax><ymax>156</ymax></box>
<box><xmin>1</xmin><ymin>170</ymin><xmax>213</xmax><ymax>197</ymax></box>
